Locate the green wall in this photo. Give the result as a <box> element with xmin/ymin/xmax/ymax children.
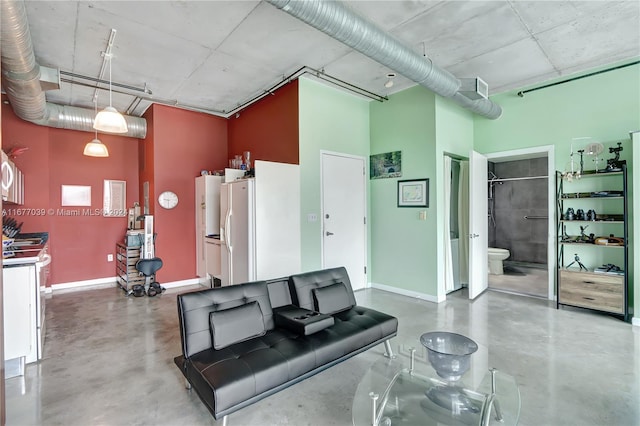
<box><xmin>434</xmin><ymin>97</ymin><xmax>475</xmax><ymax>296</ymax></box>
<box><xmin>369</xmin><ymin>86</ymin><xmax>439</xmax><ymax>299</ymax></box>
<box><xmin>474</xmin><ymin>63</ymin><xmax>639</xmax><ymax>158</ymax></box>
<box><xmin>474</xmin><ymin>62</ymin><xmax>640</xmax><ymax>319</ymax></box>
<box><xmin>298</xmin><ymin>61</ymin><xmax>639</xmax><ymax>322</ymax></box>
<box><xmin>298</xmin><ymin>77</ymin><xmax>371</xmax><ymax>273</ymax></box>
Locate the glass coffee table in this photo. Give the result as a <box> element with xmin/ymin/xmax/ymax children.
<box><xmin>352</xmin><ymin>348</ymin><xmax>520</xmax><ymax>426</ymax></box>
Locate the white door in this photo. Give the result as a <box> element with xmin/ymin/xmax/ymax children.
<box><xmin>468</xmin><ymin>150</ymin><xmax>488</xmax><ymax>299</ymax></box>
<box><xmin>321</xmin><ymin>152</ymin><xmax>367</xmax><ymax>290</ymax></box>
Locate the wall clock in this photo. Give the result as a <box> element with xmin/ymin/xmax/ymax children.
<box><xmin>158</xmin><ymin>191</ymin><xmax>179</xmax><ymax>209</ymax></box>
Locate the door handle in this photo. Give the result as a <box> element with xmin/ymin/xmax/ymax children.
<box><xmin>469</xmin><ymin>233</ymin><xmax>479</xmax><ymax>239</ymax></box>
<box><xmin>326</xmin><ymin>231</ymin><xmax>334</xmax><ymax>236</ymax></box>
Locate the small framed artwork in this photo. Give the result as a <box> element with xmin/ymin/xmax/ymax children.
<box><xmin>398</xmin><ymin>179</ymin><xmax>428</xmax><ymax>207</ymax></box>
<box><xmin>370</xmin><ymin>151</ymin><xmax>402</xmax><ymax>179</ymax></box>
<box><xmin>103</xmin><ymin>180</ymin><xmax>127</xmax><ymax>217</ymax></box>
<box><xmin>61</xmin><ymin>185</ymin><xmax>91</xmax><ymax>206</ymax></box>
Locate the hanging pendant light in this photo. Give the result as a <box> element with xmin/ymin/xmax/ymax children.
<box><xmin>93</xmin><ymin>52</ymin><xmax>128</xmax><ymax>134</ymax></box>
<box><xmin>83</xmin><ymin>138</ymin><xmax>109</xmax><ymax>157</ymax></box>
<box><xmin>84</xmin><ymin>98</ymin><xmax>110</xmax><ymax>157</ymax></box>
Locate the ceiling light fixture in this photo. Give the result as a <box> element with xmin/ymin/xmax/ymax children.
<box><xmin>84</xmin><ymin>98</ymin><xmax>109</xmax><ymax>157</ymax></box>
<box><xmin>384</xmin><ymin>72</ymin><xmax>396</xmax><ymax>88</ymax></box>
<box><xmin>93</xmin><ymin>34</ymin><xmax>128</xmax><ymax>134</ymax></box>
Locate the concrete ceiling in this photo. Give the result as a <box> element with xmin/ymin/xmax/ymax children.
<box><xmin>22</xmin><ymin>0</ymin><xmax>640</xmax><ymax>117</ymax></box>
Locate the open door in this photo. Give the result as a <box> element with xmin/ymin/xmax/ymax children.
<box><xmin>468</xmin><ymin>150</ymin><xmax>488</xmax><ymax>299</ymax></box>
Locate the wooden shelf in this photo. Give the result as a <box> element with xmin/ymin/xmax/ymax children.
<box><xmin>559</xmin><ymin>242</ymin><xmax>624</xmax><ymax>248</ymax></box>
<box><xmin>559</xmin><ymin>220</ymin><xmax>623</xmax><ymax>224</ymax></box>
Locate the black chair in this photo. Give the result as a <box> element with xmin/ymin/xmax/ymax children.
<box><xmin>133</xmin><ymin>257</ymin><xmax>164</xmax><ymax>297</ymax></box>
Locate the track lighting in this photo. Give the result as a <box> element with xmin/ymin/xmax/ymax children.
<box><xmin>384</xmin><ymin>72</ymin><xmax>396</xmax><ymax>88</ymax></box>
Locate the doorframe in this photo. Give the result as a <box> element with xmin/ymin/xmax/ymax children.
<box><xmin>319</xmin><ymin>150</ymin><xmax>368</xmax><ymax>288</ymax></box>
<box><xmin>486</xmin><ymin>145</ymin><xmax>556</xmax><ymax>300</ymax></box>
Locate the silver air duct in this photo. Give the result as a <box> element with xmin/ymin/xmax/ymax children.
<box><xmin>267</xmin><ymin>0</ymin><xmax>502</xmax><ymax>119</ymax></box>
<box><xmin>1</xmin><ymin>0</ymin><xmax>147</xmax><ymax>138</ymax></box>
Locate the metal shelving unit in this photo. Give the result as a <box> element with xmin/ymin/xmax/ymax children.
<box><xmin>556</xmin><ymin>165</ymin><xmax>629</xmax><ymax>322</ymax></box>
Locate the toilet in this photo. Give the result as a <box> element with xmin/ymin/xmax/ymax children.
<box><xmin>488</xmin><ymin>247</ymin><xmax>510</xmax><ymax>275</ymax></box>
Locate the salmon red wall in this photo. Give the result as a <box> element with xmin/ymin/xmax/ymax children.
<box><xmin>1</xmin><ymin>98</ymin><xmax>138</xmax><ymax>285</ymax></box>
<box><xmin>228</xmin><ymin>80</ymin><xmax>299</xmax><ymax>165</ymax></box>
<box><xmin>146</xmin><ymin>104</ymin><xmax>227</xmax><ymax>283</ymax></box>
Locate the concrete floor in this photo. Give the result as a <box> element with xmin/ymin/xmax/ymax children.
<box><xmin>6</xmin><ymin>284</ymin><xmax>640</xmax><ymax>426</ymax></box>
<box><xmin>488</xmin><ymin>262</ymin><xmax>548</xmax><ymax>298</ymax></box>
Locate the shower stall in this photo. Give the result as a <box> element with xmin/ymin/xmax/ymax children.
<box><xmin>488</xmin><ymin>157</ymin><xmax>549</xmax><ymax>296</ymax></box>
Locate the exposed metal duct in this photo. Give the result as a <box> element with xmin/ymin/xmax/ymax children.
<box><xmin>1</xmin><ymin>0</ymin><xmax>147</xmax><ymax>138</ymax></box>
<box><xmin>267</xmin><ymin>0</ymin><xmax>502</xmax><ymax>119</ymax></box>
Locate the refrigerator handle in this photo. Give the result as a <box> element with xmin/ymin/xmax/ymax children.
<box><xmin>225</xmin><ymin>212</ymin><xmax>232</xmax><ymax>250</ymax></box>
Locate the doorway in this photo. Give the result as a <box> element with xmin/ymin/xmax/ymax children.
<box><xmin>486</xmin><ymin>146</ymin><xmax>555</xmax><ymax>300</ymax></box>
<box><xmin>320</xmin><ymin>152</ymin><xmax>367</xmax><ymax>291</ymax></box>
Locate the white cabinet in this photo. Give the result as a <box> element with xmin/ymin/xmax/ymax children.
<box><xmin>195</xmin><ymin>176</ymin><xmax>223</xmax><ymax>278</ymax></box>
<box><xmin>3</xmin><ymin>265</ymin><xmax>36</xmax><ymax>376</ymax></box>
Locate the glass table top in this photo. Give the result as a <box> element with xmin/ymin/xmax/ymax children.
<box><xmin>353</xmin><ymin>352</ymin><xmax>520</xmax><ymax>426</ymax></box>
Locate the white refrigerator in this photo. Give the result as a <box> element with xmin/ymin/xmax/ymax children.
<box><xmin>220</xmin><ymin>160</ymin><xmax>300</xmax><ymax>286</ymax></box>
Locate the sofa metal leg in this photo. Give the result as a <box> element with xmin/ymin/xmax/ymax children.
<box><xmin>220</xmin><ymin>415</ymin><xmax>228</xmax><ymax>426</ymax></box>
<box><xmin>185</xmin><ymin>378</ymin><xmax>192</xmax><ymax>390</ymax></box>
<box><xmin>383</xmin><ymin>340</ymin><xmax>396</xmax><ymax>359</ymax></box>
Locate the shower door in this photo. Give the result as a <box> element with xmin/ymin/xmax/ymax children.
<box><xmin>469</xmin><ymin>150</ymin><xmax>488</xmax><ymax>299</ymax></box>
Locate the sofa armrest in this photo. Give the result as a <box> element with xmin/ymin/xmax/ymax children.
<box><xmin>274</xmin><ymin>305</ymin><xmax>334</xmax><ymax>335</ymax></box>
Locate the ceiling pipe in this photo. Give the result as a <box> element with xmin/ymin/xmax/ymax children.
<box><xmin>266</xmin><ymin>0</ymin><xmax>502</xmax><ymax>119</ymax></box>
<box><xmin>1</xmin><ymin>0</ymin><xmax>147</xmax><ymax>138</ymax></box>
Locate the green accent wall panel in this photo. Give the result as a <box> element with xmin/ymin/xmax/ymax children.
<box><xmin>370</xmin><ymin>86</ymin><xmax>438</xmax><ymax>296</ymax></box>
<box><xmin>298</xmin><ymin>77</ymin><xmax>371</xmax><ymax>274</ymax></box>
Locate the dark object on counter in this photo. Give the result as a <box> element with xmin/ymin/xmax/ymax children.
<box><xmin>2</xmin><ymin>217</ymin><xmax>23</xmax><ymax>238</ymax></box>
<box><xmin>587</xmin><ymin>209</ymin><xmax>597</xmax><ymax>221</ymax></box>
<box><xmin>575</xmin><ymin>209</ymin><xmax>585</xmax><ymax>220</ymax></box>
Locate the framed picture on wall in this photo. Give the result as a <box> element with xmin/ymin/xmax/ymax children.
<box><xmin>397</xmin><ymin>179</ymin><xmax>428</xmax><ymax>207</ymax></box>
<box><xmin>370</xmin><ymin>151</ymin><xmax>402</xmax><ymax>179</ymax></box>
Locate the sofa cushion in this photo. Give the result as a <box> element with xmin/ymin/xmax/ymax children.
<box><xmin>312</xmin><ymin>282</ymin><xmax>353</xmax><ymax>314</ymax></box>
<box><xmin>177</xmin><ymin>281</ymin><xmax>273</xmax><ymax>358</ymax></box>
<box><xmin>289</xmin><ymin>267</ymin><xmax>357</xmax><ymax>311</ymax></box>
<box><xmin>210</xmin><ymin>301</ymin><xmax>266</xmax><ymax>350</ymax></box>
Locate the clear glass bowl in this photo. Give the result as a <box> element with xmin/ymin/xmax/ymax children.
<box><xmin>420</xmin><ymin>332</ymin><xmax>478</xmax><ymax>382</ymax></box>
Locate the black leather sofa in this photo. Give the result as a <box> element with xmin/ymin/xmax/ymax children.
<box><xmin>174</xmin><ymin>267</ymin><xmax>398</xmax><ymax>423</ymax></box>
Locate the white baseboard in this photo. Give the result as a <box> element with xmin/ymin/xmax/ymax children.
<box><xmin>370</xmin><ymin>282</ymin><xmax>444</xmax><ymax>303</ymax></box>
<box><xmin>162</xmin><ymin>278</ymin><xmax>204</xmax><ymax>289</ymax></box>
<box><xmin>45</xmin><ymin>276</ymin><xmax>205</xmax><ymax>294</ymax></box>
<box><xmin>633</xmin><ymin>316</ymin><xmax>640</xmax><ymax>327</ymax></box>
<box><xmin>47</xmin><ymin>276</ymin><xmax>117</xmax><ymax>293</ymax></box>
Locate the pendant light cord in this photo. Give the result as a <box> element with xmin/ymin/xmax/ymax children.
<box><xmin>94</xmin><ymin>97</ymin><xmax>98</xmax><ymax>139</ymax></box>
<box><xmin>108</xmin><ymin>54</ymin><xmax>113</xmax><ymax>107</ymax></box>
